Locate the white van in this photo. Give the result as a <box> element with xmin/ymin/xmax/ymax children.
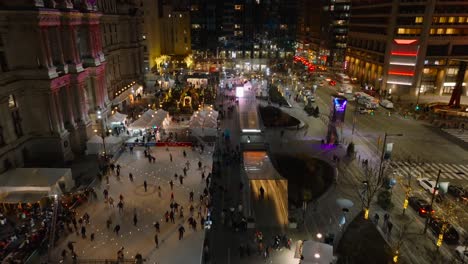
<box><xmin>380</xmin><ymin>100</ymin><xmax>394</xmax><ymax>109</ymax></box>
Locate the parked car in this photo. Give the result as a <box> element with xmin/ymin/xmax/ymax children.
<box><xmin>417</xmin><ymin>178</ymin><xmax>439</xmax><ymax>195</ymax></box>
<box><xmin>448</xmin><ymin>185</ymin><xmax>468</xmax><ymax>202</ymax></box>
<box><xmin>427</xmin><ymin>217</ymin><xmax>460</xmax><ymax>245</ymax></box>
<box><xmin>380</xmin><ymin>99</ymin><xmax>394</xmax><ymax>109</ymax></box>
<box><xmin>455</xmin><ymin>245</ymin><xmax>468</xmax><ymax>261</ymax></box>
<box><xmin>408</xmin><ymin>196</ymin><xmax>435</xmax><ymax>216</ymax></box>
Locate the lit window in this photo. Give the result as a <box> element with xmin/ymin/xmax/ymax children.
<box><xmin>8</xmin><ymin>94</ymin><xmax>16</xmax><ymax>108</ymax></box>
<box><xmin>445</xmin><ymin>28</ymin><xmax>457</xmax><ymax>34</ymax></box>
<box><xmin>234</xmin><ymin>24</ymin><xmax>241</xmax><ymax>29</ymax></box>
<box><xmin>142</xmin><ymin>35</ymin><xmax>146</xmax><ymax>39</ymax></box>
<box><xmin>430</xmin><ymin>28</ymin><xmax>435</xmax><ymax>34</ymax></box>
<box><xmin>439</xmin><ymin>17</ymin><xmax>447</xmax><ymax>23</ymax></box>
<box><xmin>458</xmin><ymin>17</ymin><xmax>466</xmax><ymax>23</ymax></box>
<box><xmin>190</xmin><ymin>5</ymin><xmax>198</xmax><ymax>11</ymax></box>
<box><xmin>234</xmin><ymin>31</ymin><xmax>243</xmax><ymax>36</ymax></box>
<box><xmin>436</xmin><ymin>28</ymin><xmax>444</xmax><ymax>34</ymax></box>
<box><xmin>280</xmin><ymin>24</ymin><xmax>287</xmax><ymax>30</ymax></box>
<box><xmin>192</xmin><ymin>24</ymin><xmax>201</xmax><ymax>29</ymax></box>
<box><xmin>415</xmin><ymin>17</ymin><xmax>423</xmax><ymax>23</ymax></box>
<box><xmin>448</xmin><ymin>17</ymin><xmax>455</xmax><ymax>23</ymax></box>
<box><xmin>235</xmin><ymin>4</ymin><xmax>242</xmax><ymax>10</ymax></box>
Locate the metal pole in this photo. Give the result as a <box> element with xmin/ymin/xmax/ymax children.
<box><xmin>378</xmin><ymin>133</ymin><xmax>388</xmax><ymax>182</ymax></box>
<box><xmin>423</xmin><ymin>169</ymin><xmax>441</xmax><ymax>234</ymax></box>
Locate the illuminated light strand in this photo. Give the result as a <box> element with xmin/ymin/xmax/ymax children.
<box><xmin>389</xmin><ymin>62</ymin><xmax>416</xmax><ymax>66</ymax></box>
<box><xmin>391</xmin><ymin>51</ymin><xmax>418</xmax><ymax>56</ymax></box>
<box><xmin>388</xmin><ymin>71</ymin><xmax>414</xmax><ymax>76</ymax></box>
<box><xmin>386</xmin><ymin>81</ymin><xmax>412</xmax><ymax>86</ymax></box>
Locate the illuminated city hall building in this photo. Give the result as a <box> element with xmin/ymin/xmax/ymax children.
<box><xmin>0</xmin><ymin>1</ymin><xmax>108</xmax><ymax>172</ymax></box>
<box><xmin>345</xmin><ymin>0</ymin><xmax>468</xmax><ymax>97</ymax></box>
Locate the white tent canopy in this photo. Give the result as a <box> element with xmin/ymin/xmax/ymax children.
<box><xmin>189</xmin><ymin>107</ymin><xmax>219</xmax><ymax>137</ymax></box>
<box><xmin>0</xmin><ymin>168</ymin><xmax>74</xmax><ymax>203</ymax></box>
<box><xmin>86</xmin><ymin>134</ymin><xmax>123</xmax><ymax>155</ymax></box>
<box><xmin>129</xmin><ymin>109</ymin><xmax>169</xmax><ymax>131</ymax></box>
<box><xmin>108</xmin><ymin>112</ymin><xmax>127</xmax><ymax>125</ymax></box>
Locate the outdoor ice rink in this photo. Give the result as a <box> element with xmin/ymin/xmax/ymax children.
<box><xmin>52</xmin><ymin>145</ymin><xmax>213</xmax><ymax>263</ymax></box>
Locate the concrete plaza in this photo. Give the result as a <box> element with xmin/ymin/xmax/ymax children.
<box><xmin>52</xmin><ymin>145</ymin><xmax>213</xmax><ymax>263</ymax></box>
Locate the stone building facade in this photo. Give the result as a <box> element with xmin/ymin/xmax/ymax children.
<box><xmin>0</xmin><ymin>1</ymin><xmax>109</xmax><ymax>172</ymax></box>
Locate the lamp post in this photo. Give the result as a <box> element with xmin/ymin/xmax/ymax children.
<box><xmin>378</xmin><ymin>133</ymin><xmax>403</xmax><ymax>182</ymax></box>
<box><xmin>96</xmin><ymin>111</ymin><xmax>111</xmax><ymax>156</ymax></box>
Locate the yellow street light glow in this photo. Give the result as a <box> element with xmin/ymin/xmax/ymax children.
<box><xmin>94</xmin><ymin>129</ymin><xmax>98</xmax><ymax>133</ymax></box>
<box><xmin>403</xmin><ymin>199</ymin><xmax>408</xmax><ymax>209</ymax></box>
<box><xmin>364</xmin><ymin>208</ymin><xmax>369</xmax><ymax>220</ymax></box>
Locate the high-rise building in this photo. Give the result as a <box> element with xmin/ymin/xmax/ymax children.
<box><xmin>160</xmin><ymin>2</ymin><xmax>191</xmax><ymax>56</ymax></box>
<box><xmin>0</xmin><ymin>1</ymin><xmax>107</xmax><ymax>172</ymax></box>
<box><xmin>345</xmin><ymin>0</ymin><xmax>468</xmax><ymax>97</ymax></box>
<box><xmin>297</xmin><ymin>0</ymin><xmax>350</xmax><ymax>67</ymax></box>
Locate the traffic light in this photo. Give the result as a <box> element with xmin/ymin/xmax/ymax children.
<box><xmin>415</xmin><ymin>105</ymin><xmax>420</xmax><ymax>111</ymax></box>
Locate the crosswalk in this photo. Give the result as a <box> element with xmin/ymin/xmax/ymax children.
<box><xmin>442</xmin><ymin>128</ymin><xmax>468</xmax><ymax>143</ymax></box>
<box><xmin>389</xmin><ymin>161</ymin><xmax>468</xmax><ymax>181</ymax></box>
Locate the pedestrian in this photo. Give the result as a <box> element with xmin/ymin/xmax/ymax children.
<box><xmin>383</xmin><ymin>213</ymin><xmax>389</xmax><ymax>230</ymax></box>
<box><xmin>154</xmin><ymin>222</ymin><xmax>160</xmax><ymax>233</ymax></box>
<box><xmin>198</xmin><ymin>160</ymin><xmax>202</xmax><ymax>170</ymax></box>
<box><xmin>259</xmin><ymin>186</ymin><xmax>265</xmax><ymax>199</ymax></box>
<box><xmin>171</xmin><ymin>192</ymin><xmax>174</xmax><ymax>201</ymax></box>
<box><xmin>170</xmin><ymin>211</ymin><xmax>175</xmax><ymax>223</ymax></box>
<box><xmin>81</xmin><ymin>226</ymin><xmax>86</xmax><ymax>238</ymax></box>
<box><xmin>90</xmin><ymin>233</ymin><xmax>95</xmax><ymax>241</ymax></box>
<box><xmin>169</xmin><ymin>180</ymin><xmax>173</xmax><ymax>190</ymax></box>
<box><xmin>108</xmin><ymin>196</ymin><xmax>114</xmax><ymax>207</ymax></box>
<box><xmin>67</xmin><ymin>241</ymin><xmax>75</xmax><ymax>253</ymax></box>
<box><xmin>158</xmin><ymin>185</ymin><xmax>162</xmax><ymax>198</ymax></box>
<box><xmin>114</xmin><ymin>224</ymin><xmax>121</xmax><ymax>235</ymax></box>
<box><xmin>201</xmin><ymin>172</ymin><xmax>205</xmax><ymax>180</ymax></box>
<box><xmin>133</xmin><ymin>212</ymin><xmax>138</xmax><ymax>226</ymax></box>
<box><xmin>169</xmin><ymin>153</ymin><xmax>173</xmax><ymax>162</ymax></box>
<box><xmin>129</xmin><ymin>173</ymin><xmax>134</xmax><ymax>182</ymax></box>
<box><xmin>106</xmin><ymin>217</ymin><xmax>112</xmax><ymax>229</ymax></box>
<box><xmin>373</xmin><ymin>213</ymin><xmax>380</xmax><ymax>225</ymax></box>
<box><xmin>152</xmin><ymin>156</ymin><xmax>156</xmax><ymax>163</ymax></box>
<box><xmin>198</xmin><ymin>206</ymin><xmax>202</xmax><ymax>218</ymax></box>
<box><xmin>165</xmin><ymin>211</ymin><xmax>169</xmax><ymax>223</ymax></box>
<box><xmin>119</xmin><ymin>194</ymin><xmax>124</xmax><ymax>202</ymax></box>
<box><xmin>103</xmin><ymin>189</ymin><xmax>109</xmax><ymax>200</ymax></box>
<box><xmin>183</xmin><ymin>167</ymin><xmax>187</xmax><ymax>177</ymax></box>
<box><xmin>387</xmin><ymin>221</ymin><xmax>393</xmax><ymax>238</ymax></box>
<box><xmin>174</xmin><ymin>202</ymin><xmax>179</xmax><ymax>213</ymax></box>
<box><xmin>189</xmin><ymin>191</ymin><xmax>194</xmax><ymax>202</ymax></box>
<box><xmin>178</xmin><ymin>225</ymin><xmax>185</xmax><ymax>240</ymax></box>
<box><xmin>174</xmin><ymin>173</ymin><xmax>178</xmax><ymax>180</ymax></box>
<box><xmin>179</xmin><ymin>175</ymin><xmax>184</xmax><ymax>185</ymax></box>
<box><xmin>154</xmin><ymin>234</ymin><xmax>159</xmax><ymax>248</ymax></box>
<box><xmin>118</xmin><ymin>201</ymin><xmax>124</xmax><ymax>213</ymax></box>
<box><xmin>183</xmin><ymin>150</ymin><xmax>187</xmax><ymax>158</ymax></box>
<box><xmin>144</xmin><ymin>180</ymin><xmax>148</xmax><ymax>192</ymax></box>
<box><xmin>192</xmin><ymin>219</ymin><xmax>197</xmax><ymax>230</ymax></box>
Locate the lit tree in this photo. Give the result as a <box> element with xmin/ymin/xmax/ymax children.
<box><xmin>357</xmin><ymin>166</ymin><xmax>388</xmax><ymax>220</ymax></box>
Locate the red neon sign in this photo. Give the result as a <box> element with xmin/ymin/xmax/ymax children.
<box><xmin>391</xmin><ymin>51</ymin><xmax>418</xmax><ymax>56</ymax></box>
<box><xmin>388</xmin><ymin>71</ymin><xmax>414</xmax><ymax>76</ymax></box>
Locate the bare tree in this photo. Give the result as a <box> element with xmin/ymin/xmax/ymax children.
<box><xmin>357</xmin><ymin>166</ymin><xmax>388</xmax><ymax>219</ymax></box>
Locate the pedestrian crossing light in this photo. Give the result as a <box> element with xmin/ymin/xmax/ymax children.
<box><xmin>393</xmin><ymin>250</ymin><xmax>399</xmax><ymax>263</ymax></box>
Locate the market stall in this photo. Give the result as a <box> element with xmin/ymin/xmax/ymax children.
<box><xmin>0</xmin><ymin>168</ymin><xmax>74</xmax><ymax>203</ymax></box>
<box><xmin>108</xmin><ymin>111</ymin><xmax>127</xmax><ymax>128</ymax></box>
<box><xmin>128</xmin><ymin>109</ymin><xmax>170</xmax><ymax>136</ymax></box>
<box><xmin>189</xmin><ymin>107</ymin><xmax>219</xmax><ymax>137</ymax></box>
<box><xmin>86</xmin><ymin>134</ymin><xmax>123</xmax><ymax>155</ymax></box>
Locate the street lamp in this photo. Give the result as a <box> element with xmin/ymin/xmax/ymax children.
<box><xmin>96</xmin><ymin>111</ymin><xmax>111</xmax><ymax>156</ymax></box>
<box><xmin>378</xmin><ymin>132</ymin><xmax>403</xmax><ymax>182</ymax></box>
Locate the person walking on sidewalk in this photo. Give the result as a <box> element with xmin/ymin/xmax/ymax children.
<box><xmin>158</xmin><ymin>186</ymin><xmax>162</xmax><ymax>198</ymax></box>
<box><xmin>178</xmin><ymin>225</ymin><xmax>185</xmax><ymax>240</ymax></box>
<box><xmin>170</xmin><ymin>211</ymin><xmax>175</xmax><ymax>223</ymax></box>
<box><xmin>103</xmin><ymin>189</ymin><xmax>109</xmax><ymax>200</ymax></box>
<box><xmin>169</xmin><ymin>153</ymin><xmax>173</xmax><ymax>162</ymax></box>
<box><xmin>189</xmin><ymin>191</ymin><xmax>194</xmax><ymax>202</ymax></box>
<box><xmin>387</xmin><ymin>221</ymin><xmax>393</xmax><ymax>239</ymax></box>
<box><xmin>144</xmin><ymin>180</ymin><xmax>148</xmax><ymax>192</ymax></box>
<box><xmin>183</xmin><ymin>150</ymin><xmax>187</xmax><ymax>158</ymax></box>
<box><xmin>133</xmin><ymin>212</ymin><xmax>138</xmax><ymax>226</ymax></box>
<box><xmin>106</xmin><ymin>217</ymin><xmax>112</xmax><ymax>230</ymax></box>
<box><xmin>383</xmin><ymin>213</ymin><xmax>390</xmax><ymax>232</ymax></box>
<box><xmin>154</xmin><ymin>233</ymin><xmax>159</xmax><ymax>248</ymax></box>
<box><xmin>114</xmin><ymin>224</ymin><xmax>121</xmax><ymax>236</ymax></box>
<box><xmin>165</xmin><ymin>211</ymin><xmax>170</xmax><ymax>223</ymax></box>
<box><xmin>154</xmin><ymin>222</ymin><xmax>160</xmax><ymax>233</ymax></box>
<box><xmin>169</xmin><ymin>180</ymin><xmax>174</xmax><ymax>190</ymax></box>
<box><xmin>179</xmin><ymin>175</ymin><xmax>184</xmax><ymax>185</ymax></box>
<box><xmin>129</xmin><ymin>173</ymin><xmax>134</xmax><ymax>182</ymax></box>
<box><xmin>118</xmin><ymin>201</ymin><xmax>124</xmax><ymax>213</ymax></box>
